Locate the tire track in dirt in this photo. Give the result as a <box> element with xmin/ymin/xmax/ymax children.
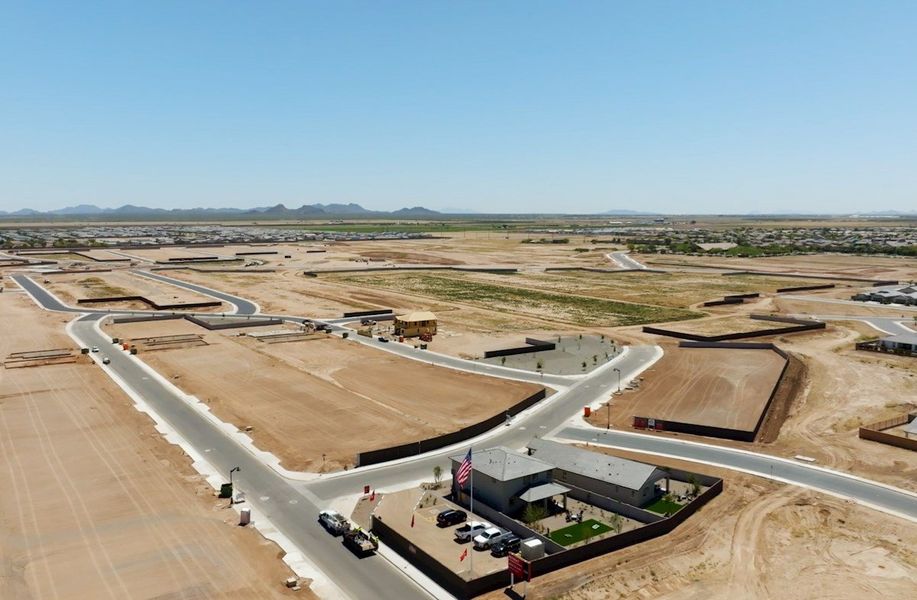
<box><xmin>0</xmin><ymin>397</ymin><xmax>58</xmax><ymax>600</ymax></box>
<box><xmin>16</xmin><ymin>376</ymin><xmax>127</xmax><ymax>599</ymax></box>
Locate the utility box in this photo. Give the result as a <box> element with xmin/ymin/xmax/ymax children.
<box><xmin>521</xmin><ymin>538</ymin><xmax>544</xmax><ymax>561</ymax></box>
<box><xmin>219</xmin><ymin>483</ymin><xmax>233</xmax><ymax>498</ymax></box>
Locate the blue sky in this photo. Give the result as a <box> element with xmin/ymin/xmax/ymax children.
<box><xmin>1</xmin><ymin>1</ymin><xmax>916</xmax><ymax>214</ymax></box>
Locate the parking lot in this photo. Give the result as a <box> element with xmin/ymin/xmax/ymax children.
<box><xmin>373</xmin><ymin>488</ymin><xmax>510</xmax><ymax>579</ymax></box>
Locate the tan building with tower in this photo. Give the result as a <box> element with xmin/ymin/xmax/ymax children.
<box><xmin>394</xmin><ymin>311</ymin><xmax>437</xmax><ymax>338</ymax></box>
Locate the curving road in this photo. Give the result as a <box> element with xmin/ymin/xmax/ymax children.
<box><xmin>14</xmin><ymin>268</ymin><xmax>917</xmax><ymax>600</ymax></box>
<box><xmin>68</xmin><ymin>314</ymin><xmax>429</xmax><ymax>600</ymax></box>
<box><xmin>556</xmin><ymin>428</ymin><xmax>917</xmax><ymax>522</ymax></box>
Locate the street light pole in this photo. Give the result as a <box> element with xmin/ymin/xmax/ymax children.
<box><xmin>610</xmin><ymin>368</ymin><xmax>621</xmax><ymax>430</ymax></box>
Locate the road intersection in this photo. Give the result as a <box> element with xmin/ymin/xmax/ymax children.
<box><xmin>11</xmin><ymin>269</ymin><xmax>917</xmax><ymax>599</ymax></box>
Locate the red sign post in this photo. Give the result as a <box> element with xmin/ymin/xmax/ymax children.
<box><xmin>508</xmin><ymin>554</ymin><xmax>530</xmax><ymax>582</ymax></box>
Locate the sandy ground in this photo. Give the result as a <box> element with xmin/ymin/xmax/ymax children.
<box><xmin>0</xmin><ymin>293</ymin><xmax>305</xmax><ymax>600</ymax></box>
<box><xmin>644</xmin><ymin>252</ymin><xmax>917</xmax><ymax>282</ymax></box>
<box><xmin>43</xmin><ymin>269</ymin><xmax>227</xmax><ymax>310</ymax></box>
<box><xmin>480</xmin><ymin>449</ymin><xmax>917</xmax><ymax>600</ymax></box>
<box><xmin>108</xmin><ymin>320</ymin><xmax>544</xmax><ymax>472</ymax></box>
<box><xmin>589</xmin><ymin>347</ymin><xmax>786</xmax><ymax>432</ymax></box>
<box><xmin>451</xmin><ymin>270</ymin><xmax>847</xmax><ymax>308</ymax></box>
<box><xmin>659</xmin><ymin>315</ymin><xmax>786</xmax><ymax>336</ymax></box>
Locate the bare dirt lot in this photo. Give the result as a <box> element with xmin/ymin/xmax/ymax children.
<box><xmin>0</xmin><ymin>293</ymin><xmax>303</xmax><ymax>600</ymax></box>
<box><xmin>481</xmin><ymin>449</ymin><xmax>917</xmax><ymax>600</ymax></box>
<box><xmin>591</xmin><ymin>347</ymin><xmax>786</xmax><ymax>433</ymax></box>
<box><xmin>656</xmin><ymin>315</ymin><xmax>785</xmax><ymax>336</ymax></box>
<box><xmin>108</xmin><ymin>320</ymin><xmax>544</xmax><ymax>471</ymax></box>
<box><xmin>43</xmin><ymin>270</ymin><xmax>227</xmax><ymax>311</ymax></box>
<box><xmin>644</xmin><ymin>252</ymin><xmax>917</xmax><ymax>282</ymax></box>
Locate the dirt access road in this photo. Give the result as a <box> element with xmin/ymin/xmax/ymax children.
<box><xmin>0</xmin><ymin>293</ymin><xmax>303</xmax><ymax>600</ymax></box>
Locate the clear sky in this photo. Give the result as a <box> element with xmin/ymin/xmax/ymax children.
<box><xmin>2</xmin><ymin>1</ymin><xmax>916</xmax><ymax>214</ymax></box>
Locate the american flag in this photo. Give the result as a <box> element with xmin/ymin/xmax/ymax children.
<box><xmin>455</xmin><ymin>448</ymin><xmax>472</xmax><ymax>487</ymax></box>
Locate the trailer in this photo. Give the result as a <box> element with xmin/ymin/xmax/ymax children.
<box><xmin>343</xmin><ymin>528</ymin><xmax>378</xmax><ymax>556</ymax></box>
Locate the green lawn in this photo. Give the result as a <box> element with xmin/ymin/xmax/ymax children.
<box><xmin>645</xmin><ymin>498</ymin><xmax>683</xmax><ymax>516</ymax></box>
<box><xmin>548</xmin><ymin>519</ymin><xmax>612</xmax><ymax>546</ymax></box>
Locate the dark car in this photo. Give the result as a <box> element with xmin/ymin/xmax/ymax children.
<box><xmin>436</xmin><ymin>509</ymin><xmax>467</xmax><ymax>527</ymax></box>
<box><xmin>490</xmin><ymin>535</ymin><xmax>521</xmax><ymax>557</ymax></box>
<box><xmin>377</xmin><ymin>336</ymin><xmax>389</xmax><ymax>342</ymax></box>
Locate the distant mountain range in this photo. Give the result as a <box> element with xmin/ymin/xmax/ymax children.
<box><xmin>0</xmin><ymin>203</ymin><xmax>443</xmax><ymax>219</ymax></box>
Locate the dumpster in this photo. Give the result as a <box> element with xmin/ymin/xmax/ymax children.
<box><xmin>219</xmin><ymin>483</ymin><xmax>233</xmax><ymax>498</ymax></box>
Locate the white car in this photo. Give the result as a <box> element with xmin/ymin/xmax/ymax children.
<box><xmin>473</xmin><ymin>527</ymin><xmax>507</xmax><ymax>550</ymax></box>
<box><xmin>91</xmin><ymin>346</ymin><xmax>100</xmax><ymax>353</ymax></box>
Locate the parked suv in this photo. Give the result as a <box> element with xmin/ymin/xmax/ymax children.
<box><xmin>454</xmin><ymin>521</ymin><xmax>489</xmax><ymax>543</ymax></box>
<box><xmin>436</xmin><ymin>509</ymin><xmax>467</xmax><ymax>527</ymax></box>
<box><xmin>490</xmin><ymin>534</ymin><xmax>521</xmax><ymax>557</ymax></box>
<box><xmin>473</xmin><ymin>527</ymin><xmax>508</xmax><ymax>550</ymax></box>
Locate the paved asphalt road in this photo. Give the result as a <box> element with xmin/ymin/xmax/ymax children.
<box><xmin>70</xmin><ymin>314</ymin><xmax>432</xmax><ymax>600</ymax></box>
<box><xmin>557</xmin><ymin>428</ymin><xmax>917</xmax><ymax>521</ymax></box>
<box><xmin>15</xmin><ymin>268</ymin><xmax>917</xmax><ymax>600</ymax></box>
<box><xmin>607</xmin><ymin>251</ymin><xmax>648</xmax><ymax>270</ymax></box>
<box><xmin>136</xmin><ymin>270</ymin><xmax>260</xmax><ymax>314</ymax></box>
<box><xmin>306</xmin><ymin>346</ymin><xmax>660</xmax><ymax>501</ymax></box>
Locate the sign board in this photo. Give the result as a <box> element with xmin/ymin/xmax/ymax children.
<box><xmin>508</xmin><ymin>554</ymin><xmax>530</xmax><ymax>581</ymax></box>
<box><xmin>647</xmin><ymin>418</ymin><xmax>656</xmax><ymax>429</ymax></box>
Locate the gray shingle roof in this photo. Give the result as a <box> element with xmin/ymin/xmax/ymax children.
<box><xmin>527</xmin><ymin>438</ymin><xmax>664</xmax><ymax>491</ymax></box>
<box><xmin>450</xmin><ymin>447</ymin><xmax>553</xmax><ymax>481</ymax></box>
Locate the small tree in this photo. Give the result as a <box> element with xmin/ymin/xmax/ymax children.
<box><xmin>432</xmin><ymin>465</ymin><xmax>442</xmax><ymax>488</ymax></box>
<box><xmin>522</xmin><ymin>504</ymin><xmax>548</xmax><ymax>524</ymax></box>
<box><xmin>536</xmin><ymin>359</ymin><xmax>543</xmax><ymax>371</ymax></box>
<box><xmin>501</xmin><ymin>356</ymin><xmax>506</xmax><ymax>365</ymax></box>
<box><xmin>688</xmin><ymin>474</ymin><xmax>701</xmax><ymax>498</ymax></box>
<box><xmin>609</xmin><ymin>512</ymin><xmax>623</xmax><ymax>533</ymax></box>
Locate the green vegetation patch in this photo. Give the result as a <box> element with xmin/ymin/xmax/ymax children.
<box><xmin>326</xmin><ymin>272</ymin><xmax>702</xmax><ymax>327</ymax></box>
<box><xmin>645</xmin><ymin>498</ymin><xmax>683</xmax><ymax>516</ymax></box>
<box><xmin>549</xmin><ymin>519</ymin><xmax>612</xmax><ymax>546</ymax></box>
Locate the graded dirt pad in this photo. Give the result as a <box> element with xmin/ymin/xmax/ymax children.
<box><xmin>658</xmin><ymin>315</ymin><xmax>784</xmax><ymax>336</ymax></box>
<box><xmin>108</xmin><ymin>321</ymin><xmax>544</xmax><ymax>471</ymax></box>
<box><xmin>596</xmin><ymin>347</ymin><xmax>786</xmax><ymax>434</ymax></box>
<box><xmin>467</xmin><ymin>270</ymin><xmax>847</xmax><ymax>308</ymax></box>
<box><xmin>42</xmin><ymin>270</ymin><xmax>227</xmax><ymax>310</ymax></box>
<box><xmin>0</xmin><ymin>294</ymin><xmax>303</xmax><ymax>600</ymax></box>
<box><xmin>480</xmin><ymin>450</ymin><xmax>917</xmax><ymax>600</ymax></box>
<box><xmin>644</xmin><ymin>252</ymin><xmax>917</xmax><ymax>282</ymax></box>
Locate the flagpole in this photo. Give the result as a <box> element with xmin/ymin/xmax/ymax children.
<box><xmin>469</xmin><ymin>446</ymin><xmax>474</xmax><ymax>578</ymax></box>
